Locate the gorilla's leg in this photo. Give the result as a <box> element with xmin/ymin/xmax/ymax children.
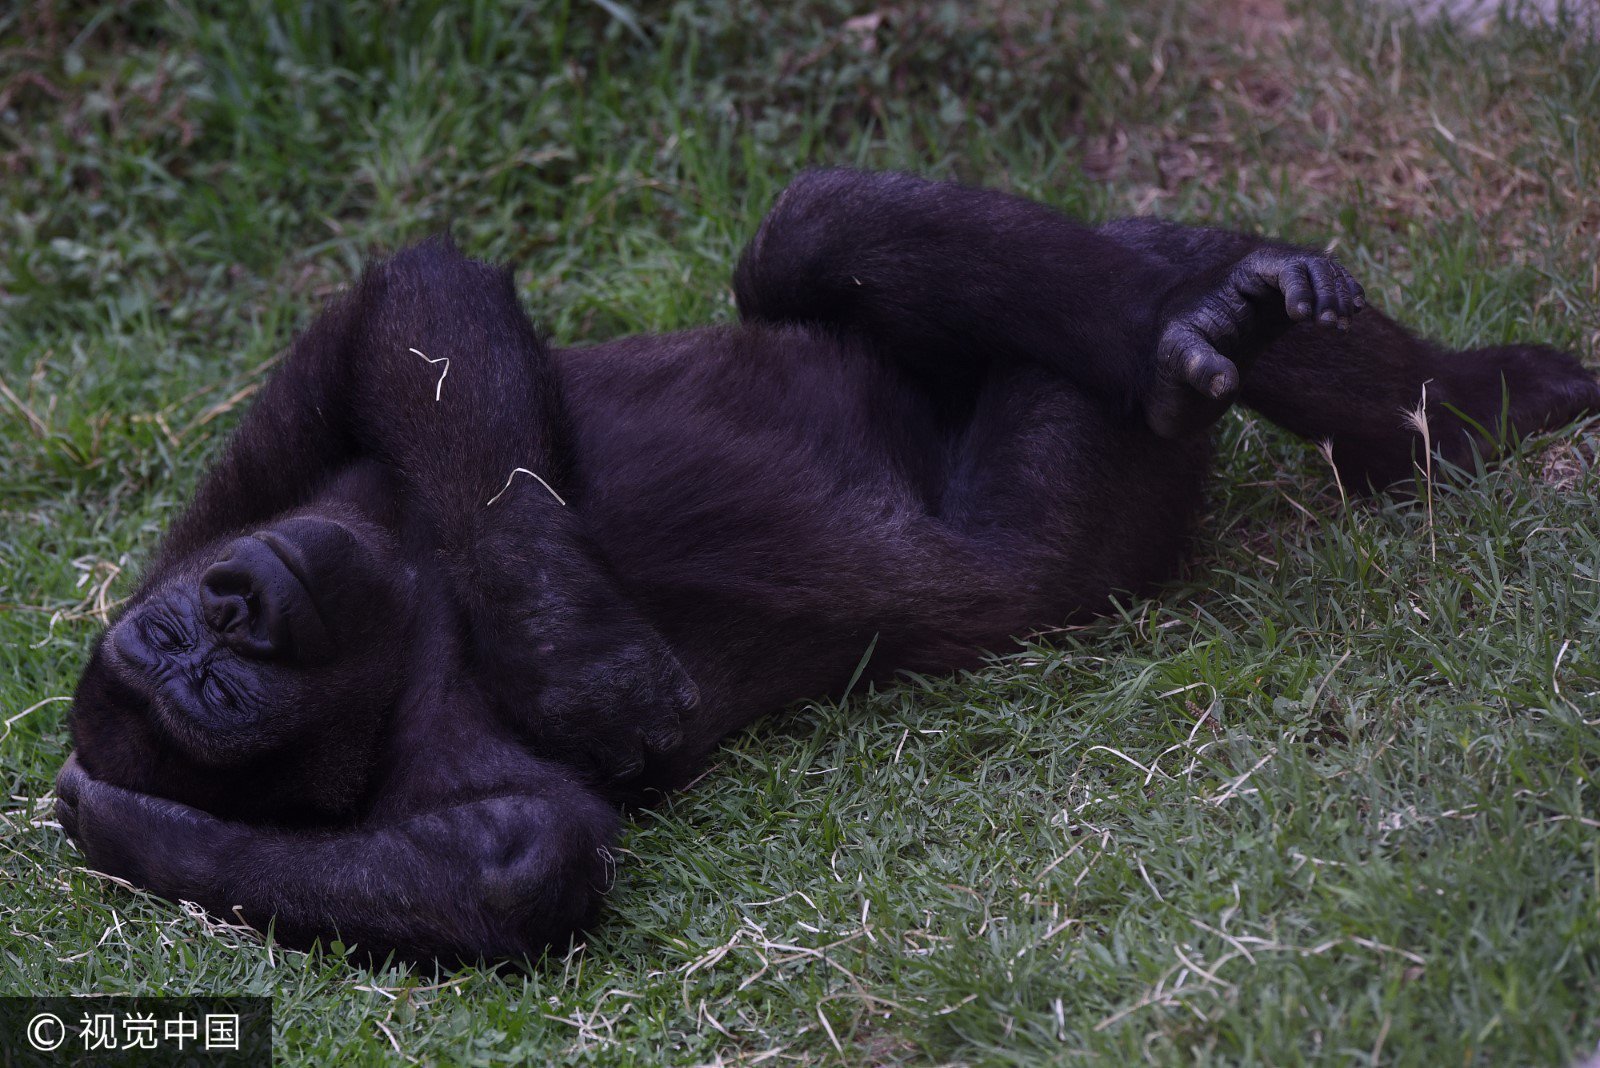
<box><xmin>1101</xmin><ymin>216</ymin><xmax>1600</xmax><ymax>487</ymax></box>
<box><xmin>936</xmin><ymin>360</ymin><xmax>1214</xmax><ymax>630</ymax></box>
<box><xmin>1238</xmin><ymin>314</ymin><xmax>1600</xmax><ymax>488</ymax></box>
<box><xmin>735</xmin><ymin>169</ymin><xmax>1356</xmax><ymax>438</ymax></box>
<box><xmin>736</xmin><ymin>168</ymin><xmax>1188</xmax><ymax>406</ymax></box>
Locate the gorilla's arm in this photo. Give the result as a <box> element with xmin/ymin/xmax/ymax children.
<box><xmin>55</xmin><ymin>753</ymin><xmax>617</xmax><ymax>964</ymax></box>
<box><xmin>153</xmin><ymin>291</ymin><xmax>362</xmax><ymax>570</ymax></box>
<box><xmin>338</xmin><ymin>241</ymin><xmax>698</xmax><ymax>781</ymax></box>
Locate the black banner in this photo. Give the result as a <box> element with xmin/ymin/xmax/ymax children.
<box><xmin>0</xmin><ymin>998</ymin><xmax>270</xmax><ymax>1067</ymax></box>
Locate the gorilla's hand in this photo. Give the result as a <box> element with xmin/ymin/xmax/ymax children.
<box><xmin>56</xmin><ymin>752</ymin><xmax>239</xmax><ymax>905</ymax></box>
<box><xmin>528</xmin><ymin>622</ymin><xmax>700</xmax><ymax>787</ymax></box>
<box><xmin>1147</xmin><ymin>249</ymin><xmax>1366</xmax><ymax>438</ymax></box>
<box><xmin>56</xmin><ymin>752</ymin><xmax>618</xmax><ymax>964</ymax></box>
<box><xmin>469</xmin><ymin>493</ymin><xmax>700</xmax><ymax>787</ymax></box>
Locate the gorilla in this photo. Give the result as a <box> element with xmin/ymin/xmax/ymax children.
<box><xmin>54</xmin><ymin>169</ymin><xmax>1600</xmax><ymax>964</ymax></box>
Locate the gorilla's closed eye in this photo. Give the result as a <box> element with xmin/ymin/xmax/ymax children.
<box><xmin>143</xmin><ymin>616</ymin><xmax>187</xmax><ymax>653</ymax></box>
<box><xmin>200</xmin><ymin>673</ymin><xmax>235</xmax><ymax>710</ymax></box>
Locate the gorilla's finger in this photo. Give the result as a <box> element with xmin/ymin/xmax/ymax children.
<box><xmin>1329</xmin><ymin>274</ymin><xmax>1354</xmax><ymax>330</ymax></box>
<box><xmin>1183</xmin><ymin>345</ymin><xmax>1239</xmax><ymax>400</ymax></box>
<box><xmin>605</xmin><ymin>751</ymin><xmax>645</xmax><ymax>785</ymax></box>
<box><xmin>1189</xmin><ymin>285</ymin><xmax>1252</xmax><ymax>344</ymax></box>
<box><xmin>54</xmin><ymin>753</ymin><xmax>88</xmax><ymax>842</ymax></box>
<box><xmin>1305</xmin><ymin>258</ymin><xmax>1342</xmax><ymax>325</ymax></box>
<box><xmin>1158</xmin><ymin>330</ymin><xmax>1238</xmax><ymax>400</ymax></box>
<box><xmin>642</xmin><ymin>719</ymin><xmax>685</xmax><ymax>756</ymax></box>
<box><xmin>1279</xmin><ymin>262</ymin><xmax>1315</xmax><ymax>322</ymax></box>
<box><xmin>1336</xmin><ymin>263</ymin><xmax>1365</xmax><ymax>318</ymax></box>
<box><xmin>55</xmin><ymin>752</ymin><xmax>86</xmax><ymax>806</ymax></box>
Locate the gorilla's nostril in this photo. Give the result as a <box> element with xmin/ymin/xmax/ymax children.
<box><xmin>199</xmin><ymin>533</ymin><xmax>328</xmax><ymax>660</ymax></box>
<box><xmin>206</xmin><ymin>592</ymin><xmax>245</xmax><ymax>633</ymax></box>
<box><xmin>200</xmin><ymin>540</ymin><xmax>298</xmax><ymax>658</ymax></box>
<box><xmin>201</xmin><ymin>565</ymin><xmax>257</xmax><ymax>636</ymax></box>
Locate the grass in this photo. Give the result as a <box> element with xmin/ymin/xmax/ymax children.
<box><xmin>3</xmin><ymin>0</ymin><xmax>1599</xmax><ymax>1063</ymax></box>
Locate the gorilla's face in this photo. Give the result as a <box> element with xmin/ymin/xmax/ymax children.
<box><xmin>69</xmin><ymin>507</ymin><xmax>418</xmax><ymax>824</ymax></box>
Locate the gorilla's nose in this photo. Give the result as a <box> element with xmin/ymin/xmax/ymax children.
<box><xmin>201</xmin><ymin>535</ymin><xmax>325</xmax><ymax>658</ymax></box>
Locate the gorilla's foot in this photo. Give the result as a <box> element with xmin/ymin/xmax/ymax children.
<box><xmin>1432</xmin><ymin>342</ymin><xmax>1600</xmax><ymax>466</ymax></box>
<box><xmin>1145</xmin><ymin>249</ymin><xmax>1365</xmax><ymax>439</ymax></box>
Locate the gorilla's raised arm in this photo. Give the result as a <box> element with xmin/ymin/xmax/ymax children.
<box><xmin>153</xmin><ymin>289</ymin><xmax>361</xmax><ymax>570</ymax></box>
<box><xmin>143</xmin><ymin>240</ymin><xmax>695</xmax><ymax>785</ymax></box>
<box><xmin>333</xmin><ymin>242</ymin><xmax>698</xmax><ymax>781</ymax></box>
<box><xmin>160</xmin><ymin>237</ymin><xmax>573</xmax><ymax>563</ymax></box>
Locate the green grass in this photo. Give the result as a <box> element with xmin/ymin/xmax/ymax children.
<box><xmin>3</xmin><ymin>0</ymin><xmax>1599</xmax><ymax>1063</ymax></box>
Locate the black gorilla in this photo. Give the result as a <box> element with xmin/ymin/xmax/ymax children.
<box><xmin>55</xmin><ymin>170</ymin><xmax>1600</xmax><ymax>963</ymax></box>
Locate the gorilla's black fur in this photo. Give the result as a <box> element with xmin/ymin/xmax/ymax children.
<box><xmin>56</xmin><ymin>169</ymin><xmax>1600</xmax><ymax>963</ymax></box>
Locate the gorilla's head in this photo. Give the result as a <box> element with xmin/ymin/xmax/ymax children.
<box><xmin>68</xmin><ymin>502</ymin><xmax>417</xmax><ymax>824</ymax></box>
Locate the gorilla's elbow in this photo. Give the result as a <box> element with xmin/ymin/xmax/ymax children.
<box><xmin>360</xmin><ymin>789</ymin><xmax>620</xmax><ymax>968</ymax></box>
<box><xmin>472</xmin><ymin>793</ymin><xmax>619</xmax><ymax>961</ymax></box>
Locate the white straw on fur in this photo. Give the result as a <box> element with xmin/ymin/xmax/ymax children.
<box><xmin>409</xmin><ymin>346</ymin><xmax>450</xmax><ymax>402</ymax></box>
<box><xmin>486</xmin><ymin>467</ymin><xmax>567</xmax><ymax>507</ymax></box>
